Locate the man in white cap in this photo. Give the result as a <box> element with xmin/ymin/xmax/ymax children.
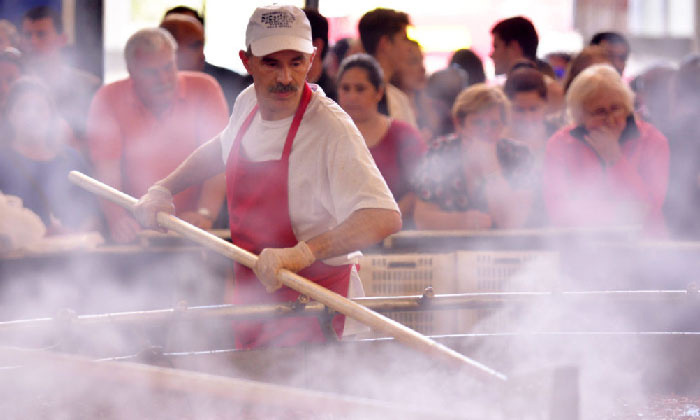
<box><xmin>135</xmin><ymin>5</ymin><xmax>401</xmax><ymax>349</ymax></box>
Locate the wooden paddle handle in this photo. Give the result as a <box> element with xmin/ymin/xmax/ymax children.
<box><xmin>0</xmin><ymin>346</ymin><xmax>460</xmax><ymax>419</ymax></box>
<box><xmin>68</xmin><ymin>171</ymin><xmax>507</xmax><ymax>383</ymax></box>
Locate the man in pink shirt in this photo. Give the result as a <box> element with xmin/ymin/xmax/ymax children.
<box><xmin>87</xmin><ymin>28</ymin><xmax>229</xmax><ymax>243</ymax></box>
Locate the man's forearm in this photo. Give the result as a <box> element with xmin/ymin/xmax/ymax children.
<box><xmin>157</xmin><ymin>137</ymin><xmax>225</xmax><ymax>195</ymax></box>
<box><xmin>305</xmin><ymin>208</ymin><xmax>401</xmax><ymax>261</ymax></box>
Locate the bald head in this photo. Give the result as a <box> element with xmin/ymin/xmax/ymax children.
<box><xmin>160</xmin><ymin>14</ymin><xmax>205</xmax><ymax>71</ymax></box>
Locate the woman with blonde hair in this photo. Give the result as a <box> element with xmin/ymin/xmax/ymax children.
<box><xmin>544</xmin><ymin>64</ymin><xmax>669</xmax><ymax>234</ymax></box>
<box><xmin>412</xmin><ymin>84</ymin><xmax>534</xmax><ymax>230</ymax></box>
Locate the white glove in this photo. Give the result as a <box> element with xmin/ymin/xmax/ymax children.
<box><xmin>253</xmin><ymin>241</ymin><xmax>316</xmax><ymax>292</ymax></box>
<box><xmin>134</xmin><ymin>185</ymin><xmax>175</xmax><ymax>230</ymax></box>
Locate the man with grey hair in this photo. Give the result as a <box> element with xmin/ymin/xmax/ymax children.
<box><xmin>86</xmin><ymin>27</ymin><xmax>229</xmax><ymax>243</ymax></box>
<box><xmin>134</xmin><ymin>5</ymin><xmax>401</xmax><ymax>348</ymax></box>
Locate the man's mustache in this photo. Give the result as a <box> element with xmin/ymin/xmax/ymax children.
<box><xmin>269</xmin><ymin>83</ymin><xmax>299</xmax><ymax>94</ymax></box>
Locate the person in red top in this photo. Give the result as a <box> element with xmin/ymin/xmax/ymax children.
<box><xmin>87</xmin><ymin>28</ymin><xmax>229</xmax><ymax>243</ymax></box>
<box><xmin>336</xmin><ymin>53</ymin><xmax>426</xmax><ymax>226</ymax></box>
<box><xmin>543</xmin><ymin>64</ymin><xmax>669</xmax><ymax>235</ymax></box>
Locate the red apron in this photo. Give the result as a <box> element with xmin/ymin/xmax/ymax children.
<box><xmin>225</xmin><ymin>83</ymin><xmax>351</xmax><ymax>349</ymax></box>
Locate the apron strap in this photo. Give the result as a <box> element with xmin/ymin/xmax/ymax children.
<box><xmin>281</xmin><ymin>83</ymin><xmax>313</xmax><ymax>158</ymax></box>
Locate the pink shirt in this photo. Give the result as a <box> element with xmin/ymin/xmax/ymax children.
<box><xmin>369</xmin><ymin>120</ymin><xmax>426</xmax><ymax>201</ymax></box>
<box><xmin>87</xmin><ymin>71</ymin><xmax>229</xmax><ymax>225</ymax></box>
<box><xmin>543</xmin><ymin>117</ymin><xmax>669</xmax><ymax>235</ymax></box>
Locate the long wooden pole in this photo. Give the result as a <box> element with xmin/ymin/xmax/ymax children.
<box><xmin>68</xmin><ymin>171</ymin><xmax>507</xmax><ymax>383</ymax></box>
<box><xmin>0</xmin><ymin>346</ymin><xmax>463</xmax><ymax>419</ymax></box>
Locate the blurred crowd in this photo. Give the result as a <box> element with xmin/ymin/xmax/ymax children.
<box><xmin>2</xmin><ymin>4</ymin><xmax>700</xmax><ymax>251</ymax></box>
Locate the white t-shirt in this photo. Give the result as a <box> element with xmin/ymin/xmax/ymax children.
<box><xmin>386</xmin><ymin>84</ymin><xmax>418</xmax><ymax>128</ymax></box>
<box><xmin>218</xmin><ymin>84</ymin><xmax>398</xmax><ymax>336</ymax></box>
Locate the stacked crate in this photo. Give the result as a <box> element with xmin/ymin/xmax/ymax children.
<box><xmin>455</xmin><ymin>251</ymin><xmax>560</xmax><ymax>332</ymax></box>
<box><xmin>358</xmin><ymin>250</ymin><xmax>560</xmax><ymax>336</ymax></box>
<box><xmin>357</xmin><ymin>253</ymin><xmax>456</xmax><ymax>336</ymax></box>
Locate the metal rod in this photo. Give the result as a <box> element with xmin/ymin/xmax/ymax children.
<box><xmin>1</xmin><ymin>289</ymin><xmax>695</xmax><ymax>332</ymax></box>
<box><xmin>68</xmin><ymin>171</ymin><xmax>507</xmax><ymax>383</ymax></box>
<box><xmin>382</xmin><ymin>225</ymin><xmax>642</xmax><ymax>247</ymax></box>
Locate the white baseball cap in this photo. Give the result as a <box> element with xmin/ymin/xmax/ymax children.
<box><xmin>245</xmin><ymin>5</ymin><xmax>314</xmax><ymax>56</ymax></box>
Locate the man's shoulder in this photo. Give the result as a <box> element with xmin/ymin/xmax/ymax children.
<box><xmin>231</xmin><ymin>84</ymin><xmax>257</xmax><ymax>113</ymax></box>
<box><xmin>178</xmin><ymin>72</ymin><xmax>230</xmax><ymax>110</ymax></box>
<box><xmin>386</xmin><ymin>83</ymin><xmax>409</xmax><ymax>102</ymax></box>
<box><xmin>179</xmin><ymin>71</ymin><xmax>221</xmax><ymax>89</ymax></box>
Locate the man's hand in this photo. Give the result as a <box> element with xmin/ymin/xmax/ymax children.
<box><xmin>134</xmin><ymin>185</ymin><xmax>175</xmax><ymax>231</ymax></box>
<box><xmin>585</xmin><ymin>127</ymin><xmax>622</xmax><ymax>165</ymax></box>
<box><xmin>253</xmin><ymin>241</ymin><xmax>316</xmax><ymax>292</ymax></box>
<box><xmin>109</xmin><ymin>215</ymin><xmax>142</xmax><ymax>243</ymax></box>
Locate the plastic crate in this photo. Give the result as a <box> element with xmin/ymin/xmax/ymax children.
<box><xmin>455</xmin><ymin>251</ymin><xmax>559</xmax><ymax>293</ymax></box>
<box><xmin>455</xmin><ymin>251</ymin><xmax>560</xmax><ymax>332</ymax></box>
<box><xmin>357</xmin><ymin>253</ymin><xmax>456</xmax><ymax>296</ymax></box>
<box><xmin>357</xmin><ymin>253</ymin><xmax>457</xmax><ymax>337</ymax></box>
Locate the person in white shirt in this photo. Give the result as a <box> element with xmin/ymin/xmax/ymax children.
<box><xmin>134</xmin><ymin>4</ymin><xmax>401</xmax><ymax>349</ymax></box>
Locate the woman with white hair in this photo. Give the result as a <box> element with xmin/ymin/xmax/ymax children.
<box><xmin>543</xmin><ymin>64</ymin><xmax>669</xmax><ymax>234</ymax></box>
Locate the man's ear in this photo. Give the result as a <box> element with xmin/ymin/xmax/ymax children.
<box><xmin>507</xmin><ymin>40</ymin><xmax>523</xmax><ymax>57</ymax></box>
<box><xmin>239</xmin><ymin>50</ymin><xmax>251</xmax><ymax>73</ymax></box>
<box><xmin>312</xmin><ymin>38</ymin><xmax>324</xmax><ymax>57</ymax></box>
<box><xmin>376</xmin><ymin>34</ymin><xmax>391</xmax><ymax>55</ymax></box>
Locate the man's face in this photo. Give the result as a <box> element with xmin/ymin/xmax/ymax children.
<box><xmin>388</xmin><ymin>26</ymin><xmax>412</xmax><ymax>73</ymax></box>
<box><xmin>401</xmin><ymin>43</ymin><xmax>426</xmax><ymax>91</ymax></box>
<box><xmin>490</xmin><ymin>34</ymin><xmax>516</xmax><ymax>75</ymax></box>
<box><xmin>160</xmin><ymin>17</ymin><xmax>205</xmax><ymax>71</ymax></box>
<box><xmin>128</xmin><ymin>46</ymin><xmax>178</xmax><ymax>111</ymax></box>
<box><xmin>599</xmin><ymin>40</ymin><xmax>628</xmax><ymax>75</ymax></box>
<box><xmin>21</xmin><ymin>17</ymin><xmax>64</xmax><ymax>60</ymax></box>
<box><xmin>241</xmin><ymin>49</ymin><xmax>314</xmax><ymax>120</ymax></box>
